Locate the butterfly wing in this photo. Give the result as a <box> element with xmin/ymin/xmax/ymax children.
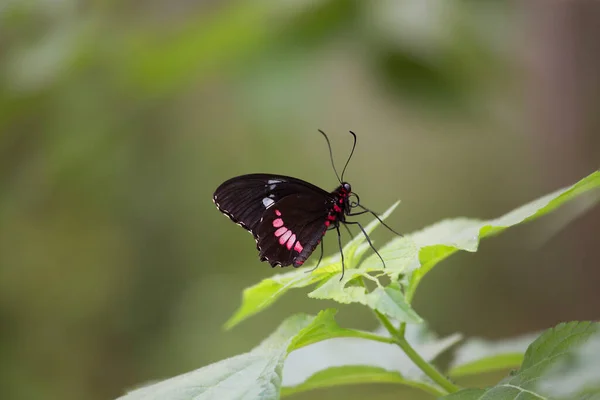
<box><xmin>255</xmin><ymin>193</ymin><xmax>330</xmax><ymax>267</ymax></box>
<box><xmin>213</xmin><ymin>174</ymin><xmax>333</xmax><ymax>267</ymax></box>
<box><xmin>213</xmin><ymin>174</ymin><xmax>330</xmax><ymax>232</ymax></box>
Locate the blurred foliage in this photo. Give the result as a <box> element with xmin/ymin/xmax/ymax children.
<box><xmin>0</xmin><ymin>1</ymin><xmax>598</xmax><ymax>400</ymax></box>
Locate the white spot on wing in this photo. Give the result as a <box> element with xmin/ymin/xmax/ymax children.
<box><xmin>267</xmin><ymin>179</ymin><xmax>283</xmax><ymax>190</ymax></box>
<box><xmin>262</xmin><ymin>197</ymin><xmax>275</xmax><ymax>208</ymax></box>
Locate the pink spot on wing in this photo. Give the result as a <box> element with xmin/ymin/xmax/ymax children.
<box><xmin>275</xmin><ymin>227</ymin><xmax>287</xmax><ymax>237</ymax></box>
<box><xmin>294</xmin><ymin>241</ymin><xmax>303</xmax><ymax>253</ymax></box>
<box><xmin>325</xmin><ymin>220</ymin><xmax>330</xmax><ymax>227</ymax></box>
<box><xmin>272</xmin><ymin>218</ymin><xmax>284</xmax><ymax>228</ymax></box>
<box><xmin>279</xmin><ymin>230</ymin><xmax>292</xmax><ymax>245</ymax></box>
<box><xmin>286</xmin><ymin>234</ymin><xmax>296</xmax><ymax>250</ymax></box>
<box><xmin>275</xmin><ymin>209</ymin><xmax>281</xmax><ymax>216</ymax></box>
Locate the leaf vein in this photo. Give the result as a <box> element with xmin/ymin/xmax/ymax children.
<box><xmin>499</xmin><ymin>384</ymin><xmax>547</xmax><ymax>400</ymax></box>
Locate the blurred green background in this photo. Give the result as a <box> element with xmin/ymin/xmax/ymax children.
<box><xmin>1</xmin><ymin>1</ymin><xmax>599</xmax><ymax>399</ymax></box>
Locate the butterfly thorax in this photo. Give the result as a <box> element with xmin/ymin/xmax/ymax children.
<box><xmin>327</xmin><ymin>182</ymin><xmax>352</xmax><ymax>227</ymax></box>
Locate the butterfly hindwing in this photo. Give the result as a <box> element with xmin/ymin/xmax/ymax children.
<box><xmin>213</xmin><ymin>174</ymin><xmax>330</xmax><ymax>233</ymax></box>
<box><xmin>255</xmin><ymin>193</ymin><xmax>330</xmax><ymax>267</ymax></box>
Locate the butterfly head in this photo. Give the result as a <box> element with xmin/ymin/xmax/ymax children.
<box><xmin>341</xmin><ymin>182</ymin><xmax>352</xmax><ymax>194</ymax></box>
<box><xmin>332</xmin><ymin>182</ymin><xmax>355</xmax><ymax>215</ymax></box>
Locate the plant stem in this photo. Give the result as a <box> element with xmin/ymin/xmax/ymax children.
<box><xmin>398</xmin><ymin>321</ymin><xmax>407</xmax><ymax>337</ymax></box>
<box><xmin>345</xmin><ymin>331</ymin><xmax>398</xmax><ymax>346</ymax></box>
<box><xmin>356</xmin><ymin>276</ymin><xmax>460</xmax><ymax>395</ymax></box>
<box><xmin>405</xmin><ymin>272</ymin><xmax>422</xmax><ymax>304</ymax></box>
<box><xmin>375</xmin><ymin>311</ymin><xmax>460</xmax><ymax>395</ymax></box>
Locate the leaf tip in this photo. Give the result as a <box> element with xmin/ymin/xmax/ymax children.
<box><xmin>223</xmin><ymin>309</ymin><xmax>246</xmax><ymax>330</ymax></box>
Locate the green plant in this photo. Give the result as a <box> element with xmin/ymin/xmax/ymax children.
<box><xmin>118</xmin><ymin>170</ymin><xmax>600</xmax><ymax>400</ymax></box>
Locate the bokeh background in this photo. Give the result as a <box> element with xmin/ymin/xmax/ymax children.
<box><xmin>1</xmin><ymin>1</ymin><xmax>599</xmax><ymax>399</ymax></box>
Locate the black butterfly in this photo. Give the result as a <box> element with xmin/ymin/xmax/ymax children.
<box><xmin>213</xmin><ymin>130</ymin><xmax>400</xmax><ymax>277</ymax></box>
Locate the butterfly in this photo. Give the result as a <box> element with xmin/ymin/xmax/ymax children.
<box><xmin>213</xmin><ymin>130</ymin><xmax>401</xmax><ymax>277</ymax></box>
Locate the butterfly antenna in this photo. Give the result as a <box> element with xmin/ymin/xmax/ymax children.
<box><xmin>319</xmin><ymin>129</ymin><xmax>342</xmax><ymax>183</ymax></box>
<box><xmin>340</xmin><ymin>131</ymin><xmax>357</xmax><ymax>182</ymax></box>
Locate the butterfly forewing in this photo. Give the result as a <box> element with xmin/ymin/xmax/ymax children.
<box><xmin>255</xmin><ymin>193</ymin><xmax>330</xmax><ymax>267</ymax></box>
<box><xmin>213</xmin><ymin>174</ymin><xmax>329</xmax><ymax>232</ymax></box>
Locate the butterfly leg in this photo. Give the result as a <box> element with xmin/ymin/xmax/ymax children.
<box><xmin>305</xmin><ymin>241</ymin><xmax>324</xmax><ymax>273</ymax></box>
<box><xmin>346</xmin><ymin>210</ymin><xmax>369</xmax><ymax>216</ymax></box>
<box><xmin>336</xmin><ymin>224</ymin><xmax>345</xmax><ymax>280</ymax></box>
<box><xmin>354</xmin><ymin>205</ymin><xmax>403</xmax><ymax>237</ymax></box>
<box><xmin>342</xmin><ymin>223</ymin><xmax>354</xmax><ymax>239</ymax></box>
<box><xmin>344</xmin><ymin>221</ymin><xmax>386</xmax><ymax>269</ymax></box>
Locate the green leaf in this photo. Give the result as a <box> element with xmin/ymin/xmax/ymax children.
<box><xmin>449</xmin><ymin>332</ymin><xmax>538</xmax><ymax>378</ymax></box>
<box><xmin>441</xmin><ymin>321</ymin><xmax>600</xmax><ymax>400</ymax></box>
<box><xmin>117</xmin><ymin>313</ymin><xmax>316</xmax><ymax>400</ymax></box>
<box><xmin>450</xmin><ymin>353</ymin><xmax>524</xmax><ymax>379</ymax></box>
<box><xmin>537</xmin><ymin>334</ymin><xmax>600</xmax><ymax>397</ymax></box>
<box><xmin>283</xmin><ymin>323</ymin><xmax>461</xmax><ymax>395</ymax></box>
<box><xmin>225</xmin><ymin>202</ymin><xmax>400</xmax><ymax>329</ymax></box>
<box><xmin>118</xmin><ymin>309</ymin><xmax>410</xmax><ymax>400</ymax></box>
<box><xmin>281</xmin><ymin>365</ymin><xmax>444</xmax><ymax>397</ymax></box>
<box><xmin>442</xmin><ymin>388</ymin><xmax>488</xmax><ymax>400</ymax></box>
<box><xmin>228</xmin><ymin>171</ymin><xmax>600</xmax><ymax>329</ymax></box>
<box><xmin>311</xmin><ymin>170</ymin><xmax>600</xmax><ymax>317</ymax></box>
<box><xmin>308</xmin><ymin>273</ymin><xmax>422</xmax><ymax>324</ymax></box>
<box><xmin>537</xmin><ymin>328</ymin><xmax>600</xmax><ymax>398</ymax></box>
<box><xmin>355</xmin><ymin>235</ymin><xmax>420</xmax><ymax>280</ymax></box>
<box><xmin>223</xmin><ymin>266</ymin><xmax>331</xmax><ymax>330</ymax></box>
<box><xmin>405</xmin><ymin>170</ymin><xmax>600</xmax><ymax>302</ymax></box>
<box><xmin>514</xmin><ymin>322</ymin><xmax>597</xmax><ymax>386</ymax></box>
<box><xmin>288</xmin><ymin>309</ymin><xmax>396</xmax><ymax>351</ymax></box>
<box><xmin>369</xmin><ymin>285</ymin><xmax>423</xmax><ymax>323</ymax></box>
